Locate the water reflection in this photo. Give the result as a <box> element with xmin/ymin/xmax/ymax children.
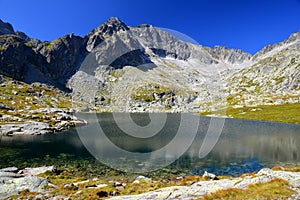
<box><xmin>0</xmin><ymin>114</ymin><xmax>299</xmax><ymax>176</ymax></box>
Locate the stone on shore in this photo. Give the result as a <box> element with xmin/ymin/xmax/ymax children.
<box><xmin>18</xmin><ymin>166</ymin><xmax>56</xmax><ymax>176</ymax></box>
<box><xmin>0</xmin><ymin>173</ymin><xmax>49</xmax><ymax>199</ymax></box>
<box><xmin>0</xmin><ymin>166</ymin><xmax>57</xmax><ymax>199</ymax></box>
<box><xmin>0</xmin><ymin>167</ymin><xmax>18</xmax><ymax>173</ymax></box>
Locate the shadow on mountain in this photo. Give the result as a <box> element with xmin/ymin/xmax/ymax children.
<box><xmin>109</xmin><ymin>49</ymin><xmax>157</xmax><ymax>72</ymax></box>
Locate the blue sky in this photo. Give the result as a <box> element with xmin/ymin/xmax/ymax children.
<box><xmin>0</xmin><ymin>0</ymin><xmax>300</xmax><ymax>54</ymax></box>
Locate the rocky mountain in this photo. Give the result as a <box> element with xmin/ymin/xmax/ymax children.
<box><xmin>0</xmin><ymin>19</ymin><xmax>87</xmax><ymax>88</ymax></box>
<box><xmin>0</xmin><ymin>17</ymin><xmax>299</xmax><ymax>115</ymax></box>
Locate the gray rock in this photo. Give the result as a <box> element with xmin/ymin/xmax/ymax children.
<box><xmin>0</xmin><ymin>171</ymin><xmax>23</xmax><ymax>178</ymax></box>
<box><xmin>202</xmin><ymin>171</ymin><xmax>219</xmax><ymax>180</ymax></box>
<box><xmin>18</xmin><ymin>166</ymin><xmax>56</xmax><ymax>176</ymax></box>
<box><xmin>0</xmin><ymin>122</ymin><xmax>51</xmax><ymax>136</ymax></box>
<box><xmin>0</xmin><ymin>103</ymin><xmax>12</xmax><ymax>110</ymax></box>
<box><xmin>0</xmin><ymin>176</ymin><xmax>49</xmax><ymax>199</ymax></box>
<box><xmin>0</xmin><ymin>166</ymin><xmax>58</xmax><ymax>199</ymax></box>
<box><xmin>0</xmin><ymin>167</ymin><xmax>18</xmax><ymax>173</ymax></box>
<box><xmin>0</xmin><ymin>75</ymin><xmax>4</xmax><ymax>83</ymax></box>
<box><xmin>0</xmin><ymin>125</ymin><xmax>21</xmax><ymax>136</ymax></box>
<box><xmin>257</xmin><ymin>168</ymin><xmax>300</xmax><ymax>187</ymax></box>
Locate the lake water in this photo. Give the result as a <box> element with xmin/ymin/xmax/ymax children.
<box><xmin>0</xmin><ymin>113</ymin><xmax>299</xmax><ymax>177</ymax></box>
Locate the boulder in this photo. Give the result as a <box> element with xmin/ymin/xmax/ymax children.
<box><xmin>0</xmin><ymin>103</ymin><xmax>12</xmax><ymax>110</ymax></box>
<box><xmin>202</xmin><ymin>171</ymin><xmax>219</xmax><ymax>180</ymax></box>
<box><xmin>0</xmin><ymin>167</ymin><xmax>18</xmax><ymax>173</ymax></box>
<box><xmin>0</xmin><ymin>176</ymin><xmax>49</xmax><ymax>199</ymax></box>
<box><xmin>18</xmin><ymin>166</ymin><xmax>56</xmax><ymax>176</ymax></box>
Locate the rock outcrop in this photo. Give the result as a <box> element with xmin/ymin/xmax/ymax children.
<box><xmin>0</xmin><ymin>19</ymin><xmax>14</xmax><ymax>35</ymax></box>
<box><xmin>0</xmin><ymin>77</ymin><xmax>86</xmax><ymax>136</ymax></box>
<box><xmin>0</xmin><ymin>166</ymin><xmax>55</xmax><ymax>199</ymax></box>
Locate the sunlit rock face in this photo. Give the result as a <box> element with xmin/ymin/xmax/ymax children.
<box><xmin>0</xmin><ymin>17</ymin><xmax>299</xmax><ymax>112</ymax></box>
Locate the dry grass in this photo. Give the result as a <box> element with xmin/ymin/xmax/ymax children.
<box><xmin>202</xmin><ymin>178</ymin><xmax>295</xmax><ymax>200</ymax></box>
<box><xmin>226</xmin><ymin>103</ymin><xmax>300</xmax><ymax>124</ymax></box>
<box><xmin>272</xmin><ymin>166</ymin><xmax>300</xmax><ymax>172</ymax></box>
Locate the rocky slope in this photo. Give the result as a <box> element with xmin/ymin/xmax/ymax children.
<box><xmin>0</xmin><ymin>17</ymin><xmax>299</xmax><ymax>115</ymax></box>
<box><xmin>0</xmin><ymin>75</ymin><xmax>86</xmax><ymax>136</ymax></box>
<box><xmin>0</xmin><ymin>19</ymin><xmax>87</xmax><ymax>87</ymax></box>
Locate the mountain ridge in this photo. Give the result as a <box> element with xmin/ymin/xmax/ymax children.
<box><xmin>0</xmin><ymin>17</ymin><xmax>299</xmax><ymax>116</ymax></box>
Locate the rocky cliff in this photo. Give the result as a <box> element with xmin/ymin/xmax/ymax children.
<box><xmin>0</xmin><ymin>17</ymin><xmax>299</xmax><ymax>115</ymax></box>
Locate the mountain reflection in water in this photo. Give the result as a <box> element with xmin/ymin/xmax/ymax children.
<box><xmin>0</xmin><ymin>113</ymin><xmax>299</xmax><ymax>176</ymax></box>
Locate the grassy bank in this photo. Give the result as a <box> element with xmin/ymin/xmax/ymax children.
<box><xmin>10</xmin><ymin>166</ymin><xmax>300</xmax><ymax>199</ymax></box>
<box><xmin>202</xmin><ymin>178</ymin><xmax>295</xmax><ymax>200</ymax></box>
<box><xmin>224</xmin><ymin>103</ymin><xmax>300</xmax><ymax>124</ymax></box>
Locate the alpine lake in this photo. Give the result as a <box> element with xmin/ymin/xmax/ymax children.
<box><xmin>1</xmin><ymin>113</ymin><xmax>299</xmax><ymax>180</ymax></box>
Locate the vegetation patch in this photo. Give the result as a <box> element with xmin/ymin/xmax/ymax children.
<box><xmin>132</xmin><ymin>83</ymin><xmax>175</xmax><ymax>102</ymax></box>
<box><xmin>225</xmin><ymin>103</ymin><xmax>300</xmax><ymax>124</ymax></box>
<box><xmin>46</xmin><ymin>42</ymin><xmax>55</xmax><ymax>50</ymax></box>
<box><xmin>0</xmin><ymin>45</ymin><xmax>6</xmax><ymax>51</ymax></box>
<box><xmin>202</xmin><ymin>178</ymin><xmax>295</xmax><ymax>200</ymax></box>
<box><xmin>272</xmin><ymin>166</ymin><xmax>300</xmax><ymax>172</ymax></box>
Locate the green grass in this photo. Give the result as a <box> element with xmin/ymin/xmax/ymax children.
<box><xmin>202</xmin><ymin>178</ymin><xmax>295</xmax><ymax>200</ymax></box>
<box><xmin>226</xmin><ymin>103</ymin><xmax>300</xmax><ymax>124</ymax></box>
<box><xmin>0</xmin><ymin>76</ymin><xmax>75</xmax><ymax>124</ymax></box>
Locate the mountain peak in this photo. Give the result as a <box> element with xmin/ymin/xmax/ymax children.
<box><xmin>286</xmin><ymin>30</ymin><xmax>300</xmax><ymax>43</ymax></box>
<box><xmin>106</xmin><ymin>17</ymin><xmax>124</xmax><ymax>25</ymax></box>
<box><xmin>90</xmin><ymin>17</ymin><xmax>129</xmax><ymax>36</ymax></box>
<box><xmin>0</xmin><ymin>19</ymin><xmax>15</xmax><ymax>35</ymax></box>
<box><xmin>86</xmin><ymin>17</ymin><xmax>129</xmax><ymax>51</ymax></box>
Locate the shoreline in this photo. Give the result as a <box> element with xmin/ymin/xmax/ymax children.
<box><xmin>0</xmin><ymin>108</ymin><xmax>87</xmax><ymax>136</ymax></box>
<box><xmin>1</xmin><ymin>110</ymin><xmax>299</xmax><ymax>137</ymax></box>
<box><xmin>1</xmin><ymin>165</ymin><xmax>299</xmax><ymax>199</ymax></box>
